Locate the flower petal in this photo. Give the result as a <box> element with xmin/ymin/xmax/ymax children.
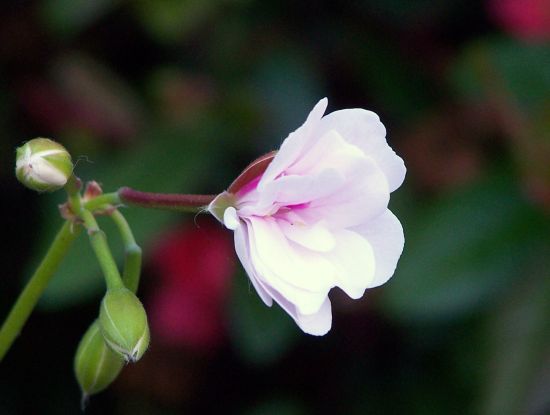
<box><xmin>223</xmin><ymin>207</ymin><xmax>240</xmax><ymax>230</ymax></box>
<box><xmin>234</xmin><ymin>223</ymin><xmax>273</xmax><ymax>306</ymax></box>
<box><xmin>352</xmin><ymin>209</ymin><xmax>404</xmax><ymax>288</ymax></box>
<box><xmin>258</xmin><ymin>283</ymin><xmax>332</xmax><ymax>336</ymax></box>
<box><xmin>303</xmin><ymin>156</ymin><xmax>390</xmax><ymax>229</ymax></box>
<box><xmin>251</xmin><ymin>168</ymin><xmax>343</xmax><ymax>215</ymax></box>
<box><xmin>279</xmin><ymin>220</ymin><xmax>335</xmax><ymax>252</ymax></box>
<box><xmin>258</xmin><ymin>98</ymin><xmax>328</xmax><ymax>190</ymax></box>
<box><xmin>285</xmin><ymin>129</ymin><xmax>366</xmax><ymax>177</ymax></box>
<box><xmin>317</xmin><ymin>108</ymin><xmax>406</xmax><ymax>192</ymax></box>
<box><xmin>247</xmin><ymin>149</ymin><xmax>390</xmax><ymax>229</ymax></box>
<box><xmin>31</xmin><ymin>158</ymin><xmax>69</xmax><ymax>186</ymax></box>
<box><xmin>295</xmin><ymin>297</ymin><xmax>332</xmax><ymax>336</ymax></box>
<box><xmin>325</xmin><ymin>229</ymin><xmax>376</xmax><ymax>299</ymax></box>
<box><xmin>246</xmin><ymin>216</ymin><xmax>334</xmax><ymax>314</ymax></box>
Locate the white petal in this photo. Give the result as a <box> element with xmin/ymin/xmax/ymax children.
<box><xmin>279</xmin><ymin>220</ymin><xmax>335</xmax><ymax>252</ymax></box>
<box><xmin>234</xmin><ymin>224</ymin><xmax>273</xmax><ymax>306</ymax></box>
<box><xmin>285</xmin><ymin>129</ymin><xmax>366</xmax><ymax>177</ymax></box>
<box><xmin>246</xmin><ymin>216</ymin><xmax>334</xmax><ymax>314</ymax></box>
<box><xmin>235</xmin><ymin>222</ymin><xmax>333</xmax><ymax>335</ymax></box>
<box><xmin>303</xmin><ymin>156</ymin><xmax>390</xmax><ymax>229</ymax></box>
<box><xmin>352</xmin><ymin>209</ymin><xmax>404</xmax><ymax>288</ymax></box>
<box><xmin>258</xmin><ymin>283</ymin><xmax>332</xmax><ymax>336</ymax></box>
<box><xmin>249</xmin><ymin>152</ymin><xmax>390</xmax><ymax>230</ymax></box>
<box><xmin>252</xmin><ymin>168</ymin><xmax>343</xmax><ymax>215</ymax></box>
<box><xmin>223</xmin><ymin>207</ymin><xmax>240</xmax><ymax>230</ymax></box>
<box><xmin>325</xmin><ymin>229</ymin><xmax>375</xmax><ymax>299</ymax></box>
<box><xmin>295</xmin><ymin>297</ymin><xmax>332</xmax><ymax>336</ymax></box>
<box><xmin>318</xmin><ymin>109</ymin><xmax>406</xmax><ymax>192</ymax></box>
<box><xmin>31</xmin><ymin>158</ymin><xmax>68</xmax><ymax>186</ymax></box>
<box><xmin>258</xmin><ymin>98</ymin><xmax>328</xmax><ymax>190</ymax></box>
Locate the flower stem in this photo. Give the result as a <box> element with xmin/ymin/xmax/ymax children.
<box><xmin>65</xmin><ymin>174</ymin><xmax>83</xmax><ymax>214</ymax></box>
<box><xmin>117</xmin><ymin>187</ymin><xmax>215</xmax><ymax>212</ymax></box>
<box><xmin>84</xmin><ymin>192</ymin><xmax>121</xmax><ymax>212</ymax></box>
<box><xmin>110</xmin><ymin>210</ymin><xmax>141</xmax><ymax>293</ymax></box>
<box><xmin>80</xmin><ymin>209</ymin><xmax>124</xmax><ymax>291</ymax></box>
<box><xmin>0</xmin><ymin>221</ymin><xmax>81</xmax><ymax>362</ymax></box>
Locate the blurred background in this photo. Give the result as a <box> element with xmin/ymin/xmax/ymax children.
<box><xmin>1</xmin><ymin>0</ymin><xmax>549</xmax><ymax>414</ymax></box>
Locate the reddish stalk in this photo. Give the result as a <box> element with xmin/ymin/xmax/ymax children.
<box><xmin>118</xmin><ymin>187</ymin><xmax>216</xmax><ymax>212</ymax></box>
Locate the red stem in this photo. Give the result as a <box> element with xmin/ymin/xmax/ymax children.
<box><xmin>118</xmin><ymin>187</ymin><xmax>216</xmax><ymax>212</ymax></box>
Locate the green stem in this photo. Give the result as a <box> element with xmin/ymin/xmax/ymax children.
<box><xmin>80</xmin><ymin>210</ymin><xmax>123</xmax><ymax>291</ymax></box>
<box><xmin>0</xmin><ymin>221</ymin><xmax>81</xmax><ymax>362</ymax></box>
<box><xmin>65</xmin><ymin>175</ymin><xmax>83</xmax><ymax>215</ymax></box>
<box><xmin>110</xmin><ymin>210</ymin><xmax>141</xmax><ymax>293</ymax></box>
<box><xmin>84</xmin><ymin>192</ymin><xmax>121</xmax><ymax>212</ymax></box>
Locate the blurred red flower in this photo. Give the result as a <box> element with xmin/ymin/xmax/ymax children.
<box><xmin>489</xmin><ymin>0</ymin><xmax>550</xmax><ymax>42</ymax></box>
<box><xmin>148</xmin><ymin>220</ymin><xmax>235</xmax><ymax>351</ymax></box>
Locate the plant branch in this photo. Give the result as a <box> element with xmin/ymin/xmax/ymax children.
<box><xmin>80</xmin><ymin>209</ymin><xmax>123</xmax><ymax>291</ymax></box>
<box><xmin>0</xmin><ymin>221</ymin><xmax>81</xmax><ymax>362</ymax></box>
<box><xmin>110</xmin><ymin>210</ymin><xmax>141</xmax><ymax>293</ymax></box>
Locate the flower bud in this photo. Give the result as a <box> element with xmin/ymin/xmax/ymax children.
<box><xmin>74</xmin><ymin>320</ymin><xmax>124</xmax><ymax>401</ymax></box>
<box><xmin>15</xmin><ymin>138</ymin><xmax>73</xmax><ymax>192</ymax></box>
<box><xmin>99</xmin><ymin>287</ymin><xmax>150</xmax><ymax>362</ymax></box>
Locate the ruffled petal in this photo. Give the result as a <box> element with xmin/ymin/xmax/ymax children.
<box><xmin>325</xmin><ymin>229</ymin><xmax>375</xmax><ymax>299</ymax></box>
<box><xmin>295</xmin><ymin>297</ymin><xmax>332</xmax><ymax>336</ymax></box>
<box><xmin>233</xmin><ymin>223</ymin><xmax>273</xmax><ymax>306</ymax></box>
<box><xmin>246</xmin><ymin>216</ymin><xmax>334</xmax><ymax>314</ymax></box>
<box><xmin>258</xmin><ymin>98</ymin><xmax>328</xmax><ymax>190</ymax></box>
<box><xmin>303</xmin><ymin>156</ymin><xmax>390</xmax><ymax>229</ymax></box>
<box><xmin>279</xmin><ymin>220</ymin><xmax>335</xmax><ymax>252</ymax></box>
<box><xmin>352</xmin><ymin>209</ymin><xmax>404</xmax><ymax>288</ymax></box>
<box><xmin>247</xmin><ymin>168</ymin><xmax>343</xmax><ymax>216</ymax></box>
<box><xmin>246</xmin><ymin>150</ymin><xmax>390</xmax><ymax>229</ymax></box>
<box><xmin>317</xmin><ymin>108</ymin><xmax>406</xmax><ymax>192</ymax></box>
<box><xmin>258</xmin><ymin>283</ymin><xmax>332</xmax><ymax>336</ymax></box>
<box><xmin>285</xmin><ymin>129</ymin><xmax>366</xmax><ymax>177</ymax></box>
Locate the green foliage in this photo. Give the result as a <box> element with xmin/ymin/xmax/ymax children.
<box><xmin>480</xmin><ymin>259</ymin><xmax>550</xmax><ymax>415</ymax></box>
<box><xmin>382</xmin><ymin>172</ymin><xmax>550</xmax><ymax>323</ymax></box>
<box><xmin>132</xmin><ymin>0</ymin><xmax>249</xmax><ymax>43</ymax></box>
<box><xmin>451</xmin><ymin>39</ymin><xmax>550</xmax><ymax>112</ymax></box>
<box><xmin>41</xmin><ymin>0</ymin><xmax>118</xmax><ymax>37</ymax></box>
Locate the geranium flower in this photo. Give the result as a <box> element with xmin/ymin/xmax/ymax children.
<box><xmin>209</xmin><ymin>98</ymin><xmax>405</xmax><ymax>335</ymax></box>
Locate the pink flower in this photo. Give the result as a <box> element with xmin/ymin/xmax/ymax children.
<box><xmin>148</xmin><ymin>221</ymin><xmax>234</xmax><ymax>350</ymax></box>
<box><xmin>209</xmin><ymin>98</ymin><xmax>405</xmax><ymax>335</ymax></box>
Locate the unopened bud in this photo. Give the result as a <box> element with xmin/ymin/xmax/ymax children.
<box><xmin>74</xmin><ymin>320</ymin><xmax>124</xmax><ymax>402</ymax></box>
<box><xmin>99</xmin><ymin>287</ymin><xmax>150</xmax><ymax>362</ymax></box>
<box><xmin>15</xmin><ymin>138</ymin><xmax>73</xmax><ymax>192</ymax></box>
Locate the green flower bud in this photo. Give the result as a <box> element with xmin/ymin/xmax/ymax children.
<box><xmin>99</xmin><ymin>287</ymin><xmax>150</xmax><ymax>362</ymax></box>
<box><xmin>74</xmin><ymin>320</ymin><xmax>124</xmax><ymax>401</ymax></box>
<box><xmin>15</xmin><ymin>138</ymin><xmax>73</xmax><ymax>192</ymax></box>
